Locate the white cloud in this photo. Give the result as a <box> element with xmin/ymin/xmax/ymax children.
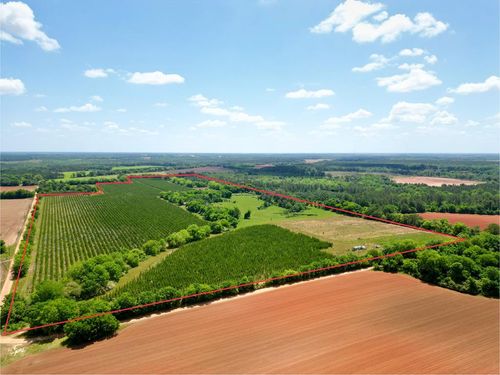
<box><xmin>352</xmin><ymin>53</ymin><xmax>390</xmax><ymax>72</ymax></box>
<box><xmin>59</xmin><ymin>119</ymin><xmax>90</xmax><ymax>131</ymax></box>
<box><xmin>424</xmin><ymin>54</ymin><xmax>438</xmax><ymax>64</ymax></box>
<box><xmin>54</xmin><ymin>103</ymin><xmax>101</xmax><ymax>113</ymax></box>
<box><xmin>321</xmin><ymin>109</ymin><xmax>372</xmax><ymax>129</ymax></box>
<box><xmin>435</xmin><ymin>96</ymin><xmax>454</xmax><ymax>106</ymax></box>
<box><xmin>307</xmin><ymin>103</ymin><xmax>331</xmax><ymax>111</ymax></box>
<box><xmin>84</xmin><ymin>69</ymin><xmax>109</xmax><ymax>78</ymax></box>
<box><xmin>194</xmin><ymin>120</ymin><xmax>227</xmax><ymax>128</ymax></box>
<box><xmin>128</xmin><ymin>71</ymin><xmax>185</xmax><ymax>85</ymax></box>
<box><xmin>102</xmin><ymin>121</ymin><xmax>158</xmax><ymax>136</ymax></box>
<box><xmin>285</xmin><ymin>88</ymin><xmax>335</xmax><ymax>99</ymax></box>
<box><xmin>399</xmin><ymin>48</ymin><xmax>425</xmax><ymax>57</ymax></box>
<box><xmin>189</xmin><ymin>94</ymin><xmax>223</xmax><ymax>108</ymax></box>
<box><xmin>35</xmin><ymin>105</ymin><xmax>48</xmax><ymax>112</ymax></box>
<box><xmin>0</xmin><ymin>1</ymin><xmax>60</xmax><ymax>51</ymax></box>
<box><xmin>90</xmin><ymin>95</ymin><xmax>103</xmax><ymax>102</ymax></box>
<box><xmin>385</xmin><ymin>101</ymin><xmax>436</xmax><ymax>123</ymax></box>
<box><xmin>255</xmin><ymin>121</ymin><xmax>285</xmax><ymax>131</ymax></box>
<box><xmin>449</xmin><ymin>75</ymin><xmax>500</xmax><ymax>94</ymax></box>
<box><xmin>376</xmin><ymin>68</ymin><xmax>441</xmax><ymax>92</ymax></box>
<box><xmin>0</xmin><ymin>77</ymin><xmax>25</xmax><ymax>95</ymax></box>
<box><xmin>397</xmin><ymin>63</ymin><xmax>425</xmax><ymax>70</ymax></box>
<box><xmin>311</xmin><ymin>0</ymin><xmax>448</xmax><ymax>44</ymax></box>
<box><xmin>430</xmin><ymin>110</ymin><xmax>458</xmax><ymax>125</ymax></box>
<box><xmin>310</xmin><ymin>0</ymin><xmax>384</xmax><ymax>34</ymax></box>
<box><xmin>11</xmin><ymin>121</ymin><xmax>32</xmax><ymax>128</ymax></box>
<box><xmin>372</xmin><ymin>11</ymin><xmax>388</xmax><ymax>22</ymax></box>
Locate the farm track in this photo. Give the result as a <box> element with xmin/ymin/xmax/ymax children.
<box><xmin>5</xmin><ymin>271</ymin><xmax>498</xmax><ymax>374</ymax></box>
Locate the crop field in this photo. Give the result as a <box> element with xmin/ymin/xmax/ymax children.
<box><xmin>420</xmin><ymin>212</ymin><xmax>500</xmax><ymax>229</ymax></box>
<box><xmin>215</xmin><ymin>193</ymin><xmax>333</xmax><ymax>228</ymax></box>
<box><xmin>112</xmin><ymin>224</ymin><xmax>332</xmax><ymax>296</ymax></box>
<box><xmin>7</xmin><ymin>271</ymin><xmax>498</xmax><ymax>374</ymax></box>
<box><xmin>278</xmin><ymin>216</ymin><xmax>449</xmax><ymax>254</ymax></box>
<box><xmin>391</xmin><ymin>176</ymin><xmax>482</xmax><ymax>186</ymax></box>
<box><xmin>0</xmin><ymin>198</ymin><xmax>34</xmax><ymax>246</ymax></box>
<box><xmin>31</xmin><ymin>180</ymin><xmax>204</xmax><ymax>285</ymax></box>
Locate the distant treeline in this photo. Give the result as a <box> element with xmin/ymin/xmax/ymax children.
<box><xmin>0</xmin><ymin>189</ymin><xmax>35</xmax><ymax>199</ymax></box>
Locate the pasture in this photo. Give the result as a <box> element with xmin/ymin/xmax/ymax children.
<box><xmin>30</xmin><ymin>179</ymin><xmax>203</xmax><ymax>287</ymax></box>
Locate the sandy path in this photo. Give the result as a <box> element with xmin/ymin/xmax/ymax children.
<box><xmin>5</xmin><ymin>271</ymin><xmax>499</xmax><ymax>374</ymax></box>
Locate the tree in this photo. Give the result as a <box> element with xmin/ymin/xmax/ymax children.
<box><xmin>64</xmin><ymin>314</ymin><xmax>119</xmax><ymax>345</ymax></box>
<box><xmin>142</xmin><ymin>240</ymin><xmax>162</xmax><ymax>256</ymax></box>
<box><xmin>0</xmin><ymin>239</ymin><xmax>5</xmax><ymax>254</ymax></box>
<box><xmin>486</xmin><ymin>223</ymin><xmax>500</xmax><ymax>235</ymax></box>
<box><xmin>244</xmin><ymin>210</ymin><xmax>251</xmax><ymax>220</ymax></box>
<box><xmin>32</xmin><ymin>280</ymin><xmax>64</xmax><ymax>303</ymax></box>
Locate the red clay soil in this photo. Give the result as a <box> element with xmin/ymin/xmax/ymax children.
<box><xmin>5</xmin><ymin>271</ymin><xmax>499</xmax><ymax>374</ymax></box>
<box><xmin>420</xmin><ymin>212</ymin><xmax>500</xmax><ymax>229</ymax></box>
<box><xmin>392</xmin><ymin>176</ymin><xmax>481</xmax><ymax>186</ymax></box>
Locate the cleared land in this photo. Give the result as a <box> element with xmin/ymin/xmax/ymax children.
<box><xmin>215</xmin><ymin>193</ymin><xmax>333</xmax><ymax>228</ymax></box>
<box><xmin>278</xmin><ymin>215</ymin><xmax>448</xmax><ymax>254</ymax></box>
<box><xmin>392</xmin><ymin>176</ymin><xmax>482</xmax><ymax>186</ymax></box>
<box><xmin>0</xmin><ymin>186</ymin><xmax>37</xmax><ymax>192</ymax></box>
<box><xmin>31</xmin><ymin>180</ymin><xmax>203</xmax><ymax>285</ymax></box>
<box><xmin>6</xmin><ymin>271</ymin><xmax>498</xmax><ymax>374</ymax></box>
<box><xmin>112</xmin><ymin>224</ymin><xmax>331</xmax><ymax>296</ymax></box>
<box><xmin>420</xmin><ymin>212</ymin><xmax>500</xmax><ymax>229</ymax></box>
<box><xmin>0</xmin><ymin>199</ymin><xmax>34</xmax><ymax>246</ymax></box>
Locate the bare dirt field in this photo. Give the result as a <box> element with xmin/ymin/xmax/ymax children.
<box><xmin>278</xmin><ymin>215</ymin><xmax>448</xmax><ymax>254</ymax></box>
<box><xmin>392</xmin><ymin>176</ymin><xmax>482</xmax><ymax>186</ymax></box>
<box><xmin>0</xmin><ymin>198</ymin><xmax>34</xmax><ymax>246</ymax></box>
<box><xmin>304</xmin><ymin>158</ymin><xmax>329</xmax><ymax>164</ymax></box>
<box><xmin>0</xmin><ymin>186</ymin><xmax>37</xmax><ymax>192</ymax></box>
<box><xmin>6</xmin><ymin>271</ymin><xmax>498</xmax><ymax>374</ymax></box>
<box><xmin>420</xmin><ymin>212</ymin><xmax>500</xmax><ymax>229</ymax></box>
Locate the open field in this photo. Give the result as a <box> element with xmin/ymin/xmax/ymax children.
<box><xmin>420</xmin><ymin>212</ymin><xmax>500</xmax><ymax>229</ymax></box>
<box><xmin>31</xmin><ymin>180</ymin><xmax>203</xmax><ymax>285</ymax></box>
<box><xmin>6</xmin><ymin>271</ymin><xmax>498</xmax><ymax>374</ymax></box>
<box><xmin>0</xmin><ymin>199</ymin><xmax>34</xmax><ymax>246</ymax></box>
<box><xmin>112</xmin><ymin>224</ymin><xmax>331</xmax><ymax>296</ymax></box>
<box><xmin>278</xmin><ymin>216</ymin><xmax>449</xmax><ymax>254</ymax></box>
<box><xmin>215</xmin><ymin>193</ymin><xmax>333</xmax><ymax>228</ymax></box>
<box><xmin>0</xmin><ymin>186</ymin><xmax>37</xmax><ymax>192</ymax></box>
<box><xmin>392</xmin><ymin>176</ymin><xmax>482</xmax><ymax>186</ymax></box>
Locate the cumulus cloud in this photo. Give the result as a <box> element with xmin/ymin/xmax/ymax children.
<box><xmin>54</xmin><ymin>103</ymin><xmax>101</xmax><ymax>113</ymax></box>
<box><xmin>11</xmin><ymin>121</ymin><xmax>32</xmax><ymax>128</ymax></box>
<box><xmin>0</xmin><ymin>77</ymin><xmax>25</xmax><ymax>95</ymax></box>
<box><xmin>376</xmin><ymin>67</ymin><xmax>441</xmax><ymax>92</ymax></box>
<box><xmin>194</xmin><ymin>120</ymin><xmax>227</xmax><ymax>129</ymax></box>
<box><xmin>448</xmin><ymin>75</ymin><xmax>500</xmax><ymax>94</ymax></box>
<box><xmin>424</xmin><ymin>54</ymin><xmax>438</xmax><ymax>64</ymax></box>
<box><xmin>128</xmin><ymin>71</ymin><xmax>185</xmax><ymax>85</ymax></box>
<box><xmin>311</xmin><ymin>1</ymin><xmax>448</xmax><ymax>43</ymax></box>
<box><xmin>435</xmin><ymin>96</ymin><xmax>454</xmax><ymax>106</ymax></box>
<box><xmin>384</xmin><ymin>101</ymin><xmax>436</xmax><ymax>123</ymax></box>
<box><xmin>189</xmin><ymin>93</ymin><xmax>284</xmax><ymax>131</ymax></box>
<box><xmin>430</xmin><ymin>110</ymin><xmax>458</xmax><ymax>125</ymax></box>
<box><xmin>321</xmin><ymin>109</ymin><xmax>372</xmax><ymax>129</ymax></box>
<box><xmin>102</xmin><ymin>121</ymin><xmax>158</xmax><ymax>136</ymax></box>
<box><xmin>285</xmin><ymin>88</ymin><xmax>335</xmax><ymax>99</ymax></box>
<box><xmin>310</xmin><ymin>0</ymin><xmax>384</xmax><ymax>34</ymax></box>
<box><xmin>399</xmin><ymin>48</ymin><xmax>425</xmax><ymax>57</ymax></box>
<box><xmin>0</xmin><ymin>1</ymin><xmax>60</xmax><ymax>51</ymax></box>
<box><xmin>307</xmin><ymin>103</ymin><xmax>331</xmax><ymax>111</ymax></box>
<box><xmin>352</xmin><ymin>53</ymin><xmax>390</xmax><ymax>72</ymax></box>
<box><xmin>59</xmin><ymin>119</ymin><xmax>90</xmax><ymax>131</ymax></box>
<box><xmin>90</xmin><ymin>95</ymin><xmax>103</xmax><ymax>102</ymax></box>
<box><xmin>84</xmin><ymin>68</ymin><xmax>116</xmax><ymax>78</ymax></box>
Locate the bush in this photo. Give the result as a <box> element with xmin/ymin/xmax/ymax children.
<box><xmin>32</xmin><ymin>280</ymin><xmax>64</xmax><ymax>303</ymax></box>
<box><xmin>64</xmin><ymin>314</ymin><xmax>119</xmax><ymax>345</ymax></box>
<box><xmin>142</xmin><ymin>240</ymin><xmax>162</xmax><ymax>256</ymax></box>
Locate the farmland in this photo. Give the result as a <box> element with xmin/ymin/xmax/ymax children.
<box><xmin>278</xmin><ymin>216</ymin><xmax>449</xmax><ymax>254</ymax></box>
<box><xmin>31</xmin><ymin>179</ymin><xmax>203</xmax><ymax>286</ymax></box>
<box><xmin>5</xmin><ymin>271</ymin><xmax>498</xmax><ymax>374</ymax></box>
<box><xmin>420</xmin><ymin>212</ymin><xmax>499</xmax><ymax>229</ymax></box>
<box><xmin>0</xmin><ymin>199</ymin><xmax>34</xmax><ymax>246</ymax></box>
<box><xmin>112</xmin><ymin>224</ymin><xmax>332</xmax><ymax>296</ymax></box>
<box><xmin>392</xmin><ymin>176</ymin><xmax>483</xmax><ymax>186</ymax></box>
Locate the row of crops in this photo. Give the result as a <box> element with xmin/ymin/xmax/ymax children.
<box><xmin>32</xmin><ymin>179</ymin><xmax>204</xmax><ymax>286</ymax></box>
<box><xmin>111</xmin><ymin>224</ymin><xmax>332</xmax><ymax>296</ymax></box>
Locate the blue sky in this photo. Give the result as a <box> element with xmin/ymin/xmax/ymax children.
<box><xmin>1</xmin><ymin>0</ymin><xmax>499</xmax><ymax>153</ymax></box>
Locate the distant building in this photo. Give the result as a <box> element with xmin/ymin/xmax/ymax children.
<box><xmin>352</xmin><ymin>245</ymin><xmax>366</xmax><ymax>251</ymax></box>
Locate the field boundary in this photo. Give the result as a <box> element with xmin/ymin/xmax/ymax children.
<box><xmin>2</xmin><ymin>173</ymin><xmax>465</xmax><ymax>336</ymax></box>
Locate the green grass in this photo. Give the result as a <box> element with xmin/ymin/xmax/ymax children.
<box><xmin>56</xmin><ymin>174</ymin><xmax>118</xmax><ymax>182</ymax></box>
<box><xmin>112</xmin><ymin>224</ymin><xmax>332</xmax><ymax>296</ymax></box>
<box><xmin>111</xmin><ymin>165</ymin><xmax>158</xmax><ymax>171</ymax></box>
<box><xmin>31</xmin><ymin>180</ymin><xmax>204</xmax><ymax>286</ymax></box>
<box><xmin>215</xmin><ymin>193</ymin><xmax>333</xmax><ymax>228</ymax></box>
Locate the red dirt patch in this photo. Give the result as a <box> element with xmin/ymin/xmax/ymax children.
<box><xmin>0</xmin><ymin>198</ymin><xmax>34</xmax><ymax>246</ymax></box>
<box><xmin>392</xmin><ymin>176</ymin><xmax>482</xmax><ymax>186</ymax></box>
<box><xmin>5</xmin><ymin>271</ymin><xmax>498</xmax><ymax>374</ymax></box>
<box><xmin>420</xmin><ymin>212</ymin><xmax>500</xmax><ymax>229</ymax></box>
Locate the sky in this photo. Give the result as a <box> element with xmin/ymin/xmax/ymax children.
<box><xmin>1</xmin><ymin>0</ymin><xmax>499</xmax><ymax>153</ymax></box>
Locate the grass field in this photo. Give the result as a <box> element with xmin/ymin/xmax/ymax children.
<box><xmin>31</xmin><ymin>179</ymin><xmax>204</xmax><ymax>287</ymax></box>
<box><xmin>112</xmin><ymin>224</ymin><xmax>332</xmax><ymax>296</ymax></box>
<box><xmin>278</xmin><ymin>216</ymin><xmax>450</xmax><ymax>255</ymax></box>
<box><xmin>215</xmin><ymin>193</ymin><xmax>333</xmax><ymax>228</ymax></box>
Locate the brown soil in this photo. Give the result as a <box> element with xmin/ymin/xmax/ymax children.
<box><xmin>5</xmin><ymin>271</ymin><xmax>499</xmax><ymax>374</ymax></box>
<box><xmin>0</xmin><ymin>186</ymin><xmax>37</xmax><ymax>192</ymax></box>
<box><xmin>0</xmin><ymin>198</ymin><xmax>34</xmax><ymax>245</ymax></box>
<box><xmin>392</xmin><ymin>176</ymin><xmax>482</xmax><ymax>186</ymax></box>
<box><xmin>420</xmin><ymin>212</ymin><xmax>500</xmax><ymax>229</ymax></box>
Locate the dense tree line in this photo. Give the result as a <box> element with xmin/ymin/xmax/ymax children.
<box><xmin>0</xmin><ymin>189</ymin><xmax>35</xmax><ymax>199</ymax></box>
